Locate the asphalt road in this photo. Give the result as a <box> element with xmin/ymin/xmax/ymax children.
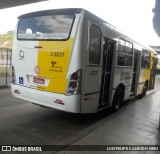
<box><xmin>0</xmin><ymin>76</ymin><xmax>160</xmax><ymax>153</ymax></box>
<box><xmin>0</xmin><ymin>88</ymin><xmax>114</xmax><ymax>145</ymax></box>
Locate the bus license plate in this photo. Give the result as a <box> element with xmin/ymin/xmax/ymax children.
<box><xmin>33</xmin><ymin>77</ymin><xmax>45</xmax><ymax>84</ymax></box>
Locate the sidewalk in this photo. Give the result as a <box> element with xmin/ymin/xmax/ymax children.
<box><xmin>56</xmin><ymin>89</ymin><xmax>160</xmax><ymax>154</ymax></box>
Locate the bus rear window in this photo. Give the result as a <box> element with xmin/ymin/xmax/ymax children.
<box><xmin>17</xmin><ymin>14</ymin><xmax>75</xmax><ymax>40</ymax></box>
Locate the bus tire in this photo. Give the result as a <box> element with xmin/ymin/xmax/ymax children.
<box><xmin>112</xmin><ymin>87</ymin><xmax>124</xmax><ymax>111</ymax></box>
<box><xmin>141</xmin><ymin>82</ymin><xmax>148</xmax><ymax>97</ymax></box>
<box><xmin>138</xmin><ymin>82</ymin><xmax>148</xmax><ymax>99</ymax></box>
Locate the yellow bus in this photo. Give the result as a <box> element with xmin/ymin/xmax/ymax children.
<box><xmin>11</xmin><ymin>8</ymin><xmax>157</xmax><ymax>113</ymax></box>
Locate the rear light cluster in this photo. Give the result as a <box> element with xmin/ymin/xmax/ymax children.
<box><xmin>12</xmin><ymin>66</ymin><xmax>16</xmax><ymax>84</ymax></box>
<box><xmin>67</xmin><ymin>70</ymin><xmax>81</xmax><ymax>95</ymax></box>
<box><xmin>14</xmin><ymin>89</ymin><xmax>20</xmax><ymax>94</ymax></box>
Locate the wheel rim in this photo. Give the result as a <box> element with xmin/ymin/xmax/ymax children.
<box><xmin>115</xmin><ymin>97</ymin><xmax>120</xmax><ymax>110</ymax></box>
<box><xmin>143</xmin><ymin>83</ymin><xmax>147</xmax><ymax>95</ymax></box>
<box><xmin>114</xmin><ymin>89</ymin><xmax>123</xmax><ymax>110</ymax></box>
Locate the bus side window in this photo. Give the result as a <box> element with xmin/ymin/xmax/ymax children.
<box><xmin>89</xmin><ymin>25</ymin><xmax>101</xmax><ymax>65</ymax></box>
<box><xmin>141</xmin><ymin>49</ymin><xmax>150</xmax><ymax>68</ymax></box>
<box><xmin>117</xmin><ymin>39</ymin><xmax>133</xmax><ymax>67</ymax></box>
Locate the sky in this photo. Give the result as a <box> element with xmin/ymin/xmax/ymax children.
<box><xmin>0</xmin><ymin>0</ymin><xmax>159</xmax><ymax>46</ymax></box>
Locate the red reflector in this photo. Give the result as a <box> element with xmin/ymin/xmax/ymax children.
<box><xmin>54</xmin><ymin>99</ymin><xmax>64</xmax><ymax>105</ymax></box>
<box><xmin>14</xmin><ymin>89</ymin><xmax>20</xmax><ymax>94</ymax></box>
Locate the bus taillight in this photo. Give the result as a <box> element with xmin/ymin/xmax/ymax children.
<box><xmin>67</xmin><ymin>70</ymin><xmax>81</xmax><ymax>95</ymax></box>
<box><xmin>70</xmin><ymin>82</ymin><xmax>78</xmax><ymax>89</ymax></box>
<box><xmin>71</xmin><ymin>72</ymin><xmax>79</xmax><ymax>80</ymax></box>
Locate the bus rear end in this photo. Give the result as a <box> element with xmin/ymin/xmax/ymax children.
<box><xmin>11</xmin><ymin>8</ymin><xmax>82</xmax><ymax>113</ymax></box>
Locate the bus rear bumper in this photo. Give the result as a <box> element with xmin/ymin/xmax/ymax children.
<box><xmin>11</xmin><ymin>84</ymin><xmax>81</xmax><ymax>113</ymax></box>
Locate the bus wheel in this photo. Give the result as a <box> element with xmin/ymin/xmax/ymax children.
<box><xmin>139</xmin><ymin>82</ymin><xmax>148</xmax><ymax>99</ymax></box>
<box><xmin>142</xmin><ymin>82</ymin><xmax>148</xmax><ymax>97</ymax></box>
<box><xmin>112</xmin><ymin>87</ymin><xmax>124</xmax><ymax>111</ymax></box>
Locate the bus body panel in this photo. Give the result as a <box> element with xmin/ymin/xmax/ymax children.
<box><xmin>12</xmin><ymin>11</ymin><xmax>81</xmax><ymax>94</ymax></box>
<box><xmin>12</xmin><ymin>39</ymin><xmax>74</xmax><ymax>93</ymax></box>
<box><xmin>84</xmin><ymin>66</ymin><xmax>102</xmax><ymax>94</ymax></box>
<box><xmin>137</xmin><ymin>49</ymin><xmax>155</xmax><ymax>95</ymax></box>
<box><xmin>82</xmin><ymin>93</ymin><xmax>100</xmax><ymax>113</ymax></box>
<box><xmin>80</xmin><ymin>18</ymin><xmax>104</xmax><ymax>113</ymax></box>
<box><xmin>12</xmin><ymin>9</ymin><xmax>83</xmax><ymax>113</ymax></box>
<box><xmin>36</xmin><ymin>38</ymin><xmax>74</xmax><ymax>93</ymax></box>
<box><xmin>11</xmin><ymin>8</ymin><xmax>157</xmax><ymax>113</ymax></box>
<box><xmin>11</xmin><ymin>84</ymin><xmax>81</xmax><ymax>113</ymax></box>
<box><xmin>137</xmin><ymin>69</ymin><xmax>151</xmax><ymax>95</ymax></box>
<box><xmin>12</xmin><ymin>41</ymin><xmax>39</xmax><ymax>88</ymax></box>
<box><xmin>113</xmin><ymin>67</ymin><xmax>133</xmax><ymax>101</ymax></box>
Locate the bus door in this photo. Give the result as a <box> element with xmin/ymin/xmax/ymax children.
<box><xmin>82</xmin><ymin>23</ymin><xmax>103</xmax><ymax>113</ymax></box>
<box><xmin>131</xmin><ymin>49</ymin><xmax>141</xmax><ymax>95</ymax></box>
<box><xmin>99</xmin><ymin>39</ymin><xmax>114</xmax><ymax>107</ymax></box>
<box><xmin>131</xmin><ymin>50</ymin><xmax>138</xmax><ymax>93</ymax></box>
<box><xmin>149</xmin><ymin>56</ymin><xmax>158</xmax><ymax>89</ymax></box>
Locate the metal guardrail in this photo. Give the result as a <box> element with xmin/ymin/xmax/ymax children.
<box><xmin>0</xmin><ymin>48</ymin><xmax>12</xmax><ymax>85</ymax></box>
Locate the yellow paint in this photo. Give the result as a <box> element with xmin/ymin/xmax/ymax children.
<box><xmin>150</xmin><ymin>50</ymin><xmax>154</xmax><ymax>69</ymax></box>
<box><xmin>140</xmin><ymin>50</ymin><xmax>155</xmax><ymax>94</ymax></box>
<box><xmin>37</xmin><ymin>38</ymin><xmax>74</xmax><ymax>93</ymax></box>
